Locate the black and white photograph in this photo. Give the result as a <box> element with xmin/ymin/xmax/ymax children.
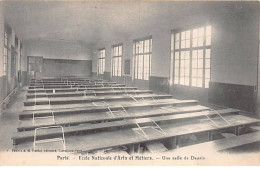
<box><xmin>0</xmin><ymin>0</ymin><xmax>259</xmax><ymax>166</ymax></box>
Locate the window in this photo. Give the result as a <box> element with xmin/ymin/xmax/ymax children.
<box><xmin>3</xmin><ymin>47</ymin><xmax>7</xmax><ymax>76</ymax></box>
<box><xmin>133</xmin><ymin>37</ymin><xmax>152</xmax><ymax>80</ymax></box>
<box><xmin>4</xmin><ymin>32</ymin><xmax>7</xmax><ymax>46</ymax></box>
<box><xmin>171</xmin><ymin>25</ymin><xmax>211</xmax><ymax>88</ymax></box>
<box><xmin>28</xmin><ymin>56</ymin><xmax>43</xmax><ymax>76</ymax></box>
<box><xmin>3</xmin><ymin>32</ymin><xmax>8</xmax><ymax>76</ymax></box>
<box><xmin>98</xmin><ymin>49</ymin><xmax>105</xmax><ymax>74</ymax></box>
<box><xmin>112</xmin><ymin>44</ymin><xmax>122</xmax><ymax>76</ymax></box>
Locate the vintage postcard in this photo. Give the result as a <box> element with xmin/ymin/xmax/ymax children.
<box><xmin>0</xmin><ymin>0</ymin><xmax>259</xmax><ymax>166</ymax></box>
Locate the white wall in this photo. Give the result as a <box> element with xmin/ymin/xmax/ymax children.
<box><xmin>22</xmin><ymin>40</ymin><xmax>93</xmax><ymax>71</ymax></box>
<box><xmin>92</xmin><ymin>2</ymin><xmax>259</xmax><ymax>87</ymax></box>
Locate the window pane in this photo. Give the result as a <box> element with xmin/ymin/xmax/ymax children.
<box><xmin>185</xmin><ymin>60</ymin><xmax>189</xmax><ymax>69</ymax></box>
<box><xmin>4</xmin><ymin>48</ymin><xmax>7</xmax><ymax>56</ymax></box>
<box><xmin>206</xmin><ymin>49</ymin><xmax>211</xmax><ymax>58</ymax></box>
<box><xmin>144</xmin><ymin>55</ymin><xmax>148</xmax><ymax>68</ymax></box>
<box><xmin>192</xmin><ymin>60</ymin><xmax>197</xmax><ymax>69</ymax></box>
<box><xmin>135</xmin><ymin>43</ymin><xmax>139</xmax><ymax>53</ymax></box>
<box><xmin>4</xmin><ymin>32</ymin><xmax>7</xmax><ymax>46</ymax></box>
<box><xmin>198</xmin><ymin>59</ymin><xmax>203</xmax><ymax>68</ymax></box>
<box><xmin>192</xmin><ymin>69</ymin><xmax>197</xmax><ymax>77</ymax></box>
<box><xmin>205</xmin><ymin>78</ymin><xmax>210</xmax><ymax>88</ymax></box>
<box><xmin>198</xmin><ymin>27</ymin><xmax>204</xmax><ymax>37</ymax></box>
<box><xmin>119</xmin><ymin>46</ymin><xmax>122</xmax><ymax>55</ymax></box>
<box><xmin>185</xmin><ymin>51</ymin><xmax>190</xmax><ymax>59</ymax></box>
<box><xmin>205</xmin><ymin>69</ymin><xmax>210</xmax><ymax>79</ymax></box>
<box><xmin>175</xmin><ymin>52</ymin><xmax>179</xmax><ymax>60</ymax></box>
<box><xmin>198</xmin><ymin>50</ymin><xmax>203</xmax><ymax>58</ymax></box>
<box><xmin>193</xmin><ymin>29</ymin><xmax>198</xmax><ymax>38</ymax></box>
<box><xmin>144</xmin><ymin>40</ymin><xmax>149</xmax><ymax>47</ymax></box>
<box><xmin>180</xmin><ymin>59</ymin><xmax>185</xmax><ymax>68</ymax></box>
<box><xmin>192</xmin><ymin>50</ymin><xmax>197</xmax><ymax>58</ymax></box>
<box><xmin>175</xmin><ymin>68</ymin><xmax>179</xmax><ymax>77</ymax></box>
<box><xmin>198</xmin><ymin>69</ymin><xmax>203</xmax><ymax>78</ymax></box>
<box><xmin>193</xmin><ymin>38</ymin><xmax>197</xmax><ymax>47</ymax></box>
<box><xmin>139</xmin><ymin>41</ymin><xmax>143</xmax><ymax>53</ymax></box>
<box><xmin>171</xmin><ymin>34</ymin><xmax>174</xmax><ymax>51</ymax></box>
<box><xmin>198</xmin><ymin>37</ymin><xmax>203</xmax><ymax>46</ymax></box>
<box><xmin>186</xmin><ymin>31</ymin><xmax>190</xmax><ymax>39</ymax></box>
<box><xmin>150</xmin><ymin>39</ymin><xmax>152</xmax><ymax>52</ymax></box>
<box><xmin>206</xmin><ymin>36</ymin><xmax>211</xmax><ymax>46</ymax></box>
<box><xmin>205</xmin><ymin>59</ymin><xmax>210</xmax><ymax>69</ymax></box>
<box><xmin>116</xmin><ymin>58</ymin><xmax>118</xmax><ymax>75</ymax></box>
<box><xmin>181</xmin><ymin>32</ymin><xmax>185</xmax><ymax>40</ymax></box>
<box><xmin>186</xmin><ymin>40</ymin><xmax>190</xmax><ymax>48</ymax></box>
<box><xmin>175</xmin><ymin>33</ymin><xmax>180</xmax><ymax>41</ymax></box>
<box><xmin>4</xmin><ymin>54</ymin><xmax>6</xmax><ymax>63</ymax></box>
<box><xmin>175</xmin><ymin>59</ymin><xmax>179</xmax><ymax>68</ymax></box>
<box><xmin>144</xmin><ymin>46</ymin><xmax>149</xmax><ymax>53</ymax></box>
<box><xmin>4</xmin><ymin>38</ymin><xmax>7</xmax><ymax>46</ymax></box>
<box><xmin>181</xmin><ymin>40</ymin><xmax>185</xmax><ymax>49</ymax></box>
<box><xmin>115</xmin><ymin>47</ymin><xmax>118</xmax><ymax>56</ymax></box>
<box><xmin>180</xmin><ymin>68</ymin><xmax>184</xmax><ymax>76</ymax></box>
<box><xmin>175</xmin><ymin>40</ymin><xmax>179</xmax><ymax>49</ymax></box>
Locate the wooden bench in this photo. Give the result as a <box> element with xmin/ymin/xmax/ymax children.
<box><xmin>23</xmin><ymin>94</ymin><xmax>172</xmax><ymax>106</ymax></box>
<box><xmin>31</xmin><ymin>77</ymin><xmax>94</xmax><ymax>82</ymax></box>
<box><xmin>29</xmin><ymin>82</ymin><xmax>117</xmax><ymax>87</ymax></box>
<box><xmin>17</xmin><ymin>105</ymin><xmax>211</xmax><ymax>131</ymax></box>
<box><xmin>19</xmin><ymin>99</ymin><xmax>198</xmax><ymax>119</ymax></box>
<box><xmin>28</xmin><ymin>83</ymin><xmax>124</xmax><ymax>89</ymax></box>
<box><xmin>13</xmin><ymin>114</ymin><xmax>259</xmax><ymax>151</ymax></box>
<box><xmin>29</xmin><ymin>80</ymin><xmax>116</xmax><ymax>86</ymax></box>
<box><xmin>12</xmin><ymin>108</ymin><xmax>239</xmax><ymax>145</ymax></box>
<box><xmin>27</xmin><ymin>86</ymin><xmax>136</xmax><ymax>93</ymax></box>
<box><xmin>167</xmin><ymin>131</ymin><xmax>260</xmax><ymax>153</ymax></box>
<box><xmin>26</xmin><ymin>90</ymin><xmax>153</xmax><ymax>99</ymax></box>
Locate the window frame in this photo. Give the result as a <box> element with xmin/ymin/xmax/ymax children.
<box><xmin>97</xmin><ymin>48</ymin><xmax>105</xmax><ymax>75</ymax></box>
<box><xmin>171</xmin><ymin>24</ymin><xmax>211</xmax><ymax>88</ymax></box>
<box><xmin>3</xmin><ymin>31</ymin><xmax>8</xmax><ymax>76</ymax></box>
<box><xmin>133</xmin><ymin>36</ymin><xmax>152</xmax><ymax>80</ymax></box>
<box><xmin>111</xmin><ymin>44</ymin><xmax>123</xmax><ymax>77</ymax></box>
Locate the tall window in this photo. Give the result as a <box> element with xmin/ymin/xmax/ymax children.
<box><xmin>133</xmin><ymin>37</ymin><xmax>152</xmax><ymax>80</ymax></box>
<box><xmin>98</xmin><ymin>49</ymin><xmax>105</xmax><ymax>74</ymax></box>
<box><xmin>171</xmin><ymin>25</ymin><xmax>211</xmax><ymax>88</ymax></box>
<box><xmin>3</xmin><ymin>32</ymin><xmax>8</xmax><ymax>76</ymax></box>
<box><xmin>112</xmin><ymin>44</ymin><xmax>122</xmax><ymax>76</ymax></box>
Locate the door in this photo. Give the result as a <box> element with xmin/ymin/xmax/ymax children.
<box><xmin>27</xmin><ymin>56</ymin><xmax>43</xmax><ymax>80</ymax></box>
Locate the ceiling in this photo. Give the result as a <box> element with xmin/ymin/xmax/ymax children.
<box><xmin>3</xmin><ymin>0</ymin><xmax>197</xmax><ymax>45</ymax></box>
<box><xmin>3</xmin><ymin>0</ymin><xmax>243</xmax><ymax>46</ymax></box>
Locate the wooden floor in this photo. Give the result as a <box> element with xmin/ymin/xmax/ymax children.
<box><xmin>9</xmin><ymin>77</ymin><xmax>260</xmax><ymax>155</ymax></box>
